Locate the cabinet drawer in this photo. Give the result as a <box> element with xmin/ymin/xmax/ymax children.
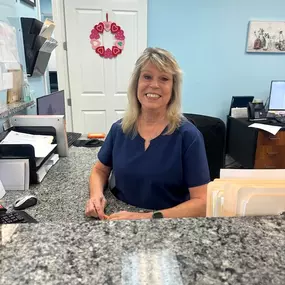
<box><xmin>257</xmin><ymin>130</ymin><xmax>285</xmax><ymax>146</ymax></box>
<box><xmin>255</xmin><ymin>145</ymin><xmax>285</xmax><ymax>169</ymax></box>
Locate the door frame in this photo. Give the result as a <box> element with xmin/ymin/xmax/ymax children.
<box><xmin>51</xmin><ymin>0</ymin><xmax>73</xmax><ymax>131</ymax></box>
<box><xmin>52</xmin><ymin>0</ymin><xmax>148</xmax><ymax>132</ymax></box>
<box><xmin>36</xmin><ymin>0</ymin><xmax>50</xmax><ymax>96</ymax></box>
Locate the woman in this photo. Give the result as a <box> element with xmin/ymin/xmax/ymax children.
<box><xmin>86</xmin><ymin>47</ymin><xmax>210</xmax><ymax>220</ymax></box>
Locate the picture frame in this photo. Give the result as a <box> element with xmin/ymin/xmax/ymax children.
<box><xmin>20</xmin><ymin>0</ymin><xmax>36</xmax><ymax>8</ymax></box>
<box><xmin>246</xmin><ymin>21</ymin><xmax>285</xmax><ymax>53</ymax></box>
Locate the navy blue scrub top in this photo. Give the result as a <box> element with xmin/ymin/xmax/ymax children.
<box><xmin>98</xmin><ymin>119</ymin><xmax>210</xmax><ymax>210</ymax></box>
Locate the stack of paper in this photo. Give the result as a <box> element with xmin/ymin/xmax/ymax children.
<box><xmin>207</xmin><ymin>169</ymin><xmax>285</xmax><ymax>217</ymax></box>
<box><xmin>36</xmin><ymin>153</ymin><xmax>59</xmax><ymax>183</ymax></box>
<box><xmin>38</xmin><ymin>19</ymin><xmax>58</xmax><ymax>55</ymax></box>
<box><xmin>0</xmin><ymin>130</ymin><xmax>57</xmax><ymax>158</ymax></box>
<box><xmin>40</xmin><ymin>19</ymin><xmax>55</xmax><ymax>39</ymax></box>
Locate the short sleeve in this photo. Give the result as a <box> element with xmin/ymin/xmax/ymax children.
<box><xmin>97</xmin><ymin>123</ymin><xmax>117</xmax><ymax>168</ymax></box>
<box><xmin>183</xmin><ymin>131</ymin><xmax>210</xmax><ymax>188</ymax></box>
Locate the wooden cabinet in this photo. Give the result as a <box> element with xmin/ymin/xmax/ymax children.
<box><xmin>227</xmin><ymin>117</ymin><xmax>285</xmax><ymax>169</ymax></box>
<box><xmin>254</xmin><ymin>131</ymin><xmax>285</xmax><ymax>169</ymax></box>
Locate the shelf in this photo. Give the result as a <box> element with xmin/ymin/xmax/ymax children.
<box><xmin>0</xmin><ymin>101</ymin><xmax>35</xmax><ymax>119</ymax></box>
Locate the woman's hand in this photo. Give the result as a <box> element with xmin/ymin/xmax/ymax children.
<box><xmin>108</xmin><ymin>211</ymin><xmax>151</xmax><ymax>220</ymax></box>
<box><xmin>85</xmin><ymin>195</ymin><xmax>107</xmax><ymax>220</ymax></box>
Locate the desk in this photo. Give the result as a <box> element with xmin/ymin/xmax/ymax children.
<box><xmin>1</xmin><ymin>147</ymin><xmax>145</xmax><ymax>222</ymax></box>
<box><xmin>1</xmin><ymin>147</ymin><xmax>285</xmax><ymax>284</ymax></box>
<box><xmin>227</xmin><ymin>117</ymin><xmax>285</xmax><ymax>169</ymax></box>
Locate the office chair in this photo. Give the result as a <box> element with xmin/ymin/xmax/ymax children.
<box><xmin>183</xmin><ymin>113</ymin><xmax>226</xmax><ymax>180</ymax></box>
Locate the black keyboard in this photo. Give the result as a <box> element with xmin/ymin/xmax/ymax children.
<box><xmin>274</xmin><ymin>117</ymin><xmax>285</xmax><ymax>124</ymax></box>
<box><xmin>0</xmin><ymin>211</ymin><xmax>38</xmax><ymax>224</ymax></box>
<box><xmin>263</xmin><ymin>118</ymin><xmax>285</xmax><ymax>127</ymax></box>
<box><xmin>67</xmin><ymin>132</ymin><xmax>82</xmax><ymax>147</ymax></box>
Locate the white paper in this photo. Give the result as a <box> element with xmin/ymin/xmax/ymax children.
<box><xmin>1</xmin><ymin>131</ymin><xmax>56</xmax><ymax>158</ymax></box>
<box><xmin>3</xmin><ymin>130</ymin><xmax>54</xmax><ymax>144</ymax></box>
<box><xmin>2</xmin><ymin>44</ymin><xmax>18</xmax><ymax>62</ymax></box>
<box><xmin>33</xmin><ymin>143</ymin><xmax>56</xmax><ymax>159</ymax></box>
<box><xmin>36</xmin><ymin>166</ymin><xmax>47</xmax><ymax>183</ymax></box>
<box><xmin>231</xmin><ymin>107</ymin><xmax>248</xmax><ymax>118</ymax></box>
<box><xmin>0</xmin><ymin>21</ymin><xmax>20</xmax><ymax>68</ymax></box>
<box><xmin>220</xmin><ymin>169</ymin><xmax>285</xmax><ymax>180</ymax></box>
<box><xmin>248</xmin><ymin>123</ymin><xmax>282</xmax><ymax>135</ymax></box>
<box><xmin>0</xmin><ymin>141</ymin><xmax>56</xmax><ymax>158</ymax></box>
<box><xmin>2</xmin><ymin>72</ymin><xmax>13</xmax><ymax>90</ymax></box>
<box><xmin>4</xmin><ymin>62</ymin><xmax>21</xmax><ymax>70</ymax></box>
<box><xmin>0</xmin><ymin>179</ymin><xmax>6</xmax><ymax>198</ymax></box>
<box><xmin>36</xmin><ymin>154</ymin><xmax>60</xmax><ymax>182</ymax></box>
<box><xmin>39</xmin><ymin>38</ymin><xmax>58</xmax><ymax>53</ymax></box>
<box><xmin>40</xmin><ymin>19</ymin><xmax>55</xmax><ymax>39</ymax></box>
<box><xmin>35</xmin><ymin>157</ymin><xmax>45</xmax><ymax>167</ymax></box>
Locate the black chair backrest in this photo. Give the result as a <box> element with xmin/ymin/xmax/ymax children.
<box><xmin>183</xmin><ymin>113</ymin><xmax>226</xmax><ymax>180</ymax></box>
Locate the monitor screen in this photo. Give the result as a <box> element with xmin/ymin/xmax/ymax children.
<box><xmin>269</xmin><ymin>81</ymin><xmax>285</xmax><ymax>111</ymax></box>
<box><xmin>37</xmin><ymin>90</ymin><xmax>65</xmax><ymax>116</ymax></box>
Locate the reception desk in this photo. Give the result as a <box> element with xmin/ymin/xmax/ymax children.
<box><xmin>1</xmin><ymin>147</ymin><xmax>285</xmax><ymax>284</ymax></box>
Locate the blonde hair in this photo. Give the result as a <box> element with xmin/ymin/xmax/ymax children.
<box><xmin>122</xmin><ymin>47</ymin><xmax>183</xmax><ymax>135</ymax></box>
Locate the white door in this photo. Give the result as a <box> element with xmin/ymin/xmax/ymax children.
<box><xmin>63</xmin><ymin>0</ymin><xmax>147</xmax><ymax>134</ymax></box>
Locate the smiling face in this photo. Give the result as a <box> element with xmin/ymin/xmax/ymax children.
<box><xmin>137</xmin><ymin>61</ymin><xmax>173</xmax><ymax>113</ymax></box>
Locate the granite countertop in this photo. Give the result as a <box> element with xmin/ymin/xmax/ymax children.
<box><xmin>0</xmin><ymin>101</ymin><xmax>35</xmax><ymax>119</ymax></box>
<box><xmin>2</xmin><ymin>147</ymin><xmax>146</xmax><ymax>223</ymax></box>
<box><xmin>1</xmin><ymin>216</ymin><xmax>285</xmax><ymax>285</ymax></box>
<box><xmin>1</xmin><ymin>147</ymin><xmax>285</xmax><ymax>284</ymax></box>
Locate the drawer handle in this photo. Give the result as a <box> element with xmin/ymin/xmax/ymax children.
<box><xmin>269</xmin><ymin>137</ymin><xmax>280</xmax><ymax>140</ymax></box>
<box><xmin>266</xmin><ymin>151</ymin><xmax>279</xmax><ymax>155</ymax></box>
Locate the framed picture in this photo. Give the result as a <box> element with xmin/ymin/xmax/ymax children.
<box><xmin>20</xmin><ymin>0</ymin><xmax>36</xmax><ymax>7</ymax></box>
<box><xmin>246</xmin><ymin>21</ymin><xmax>285</xmax><ymax>53</ymax></box>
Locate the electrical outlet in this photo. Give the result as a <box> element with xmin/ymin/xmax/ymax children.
<box><xmin>3</xmin><ymin>118</ymin><xmax>12</xmax><ymax>131</ymax></box>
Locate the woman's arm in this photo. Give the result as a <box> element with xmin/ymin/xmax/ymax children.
<box><xmin>156</xmin><ymin>184</ymin><xmax>207</xmax><ymax>218</ymax></box>
<box><xmin>89</xmin><ymin>161</ymin><xmax>111</xmax><ymax>198</ymax></box>
<box><xmin>86</xmin><ymin>161</ymin><xmax>111</xmax><ymax>219</ymax></box>
<box><xmin>108</xmin><ymin>184</ymin><xmax>207</xmax><ymax>220</ymax></box>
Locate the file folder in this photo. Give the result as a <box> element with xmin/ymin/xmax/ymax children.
<box><xmin>207</xmin><ymin>176</ymin><xmax>285</xmax><ymax>217</ymax></box>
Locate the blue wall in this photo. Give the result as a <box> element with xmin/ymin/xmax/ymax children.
<box><xmin>2</xmin><ymin>0</ymin><xmax>284</xmax><ymax>125</ymax></box>
<box><xmin>0</xmin><ymin>0</ymin><xmax>45</xmax><ymax>114</ymax></box>
<box><xmin>148</xmin><ymin>0</ymin><xmax>285</xmax><ymax>120</ymax></box>
<box><xmin>40</xmin><ymin>0</ymin><xmax>52</xmax><ymax>16</ymax></box>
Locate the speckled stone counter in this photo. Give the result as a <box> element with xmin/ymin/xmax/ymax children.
<box><xmin>0</xmin><ymin>101</ymin><xmax>35</xmax><ymax>119</ymax></box>
<box><xmin>1</xmin><ymin>147</ymin><xmax>146</xmax><ymax>223</ymax></box>
<box><xmin>1</xmin><ymin>216</ymin><xmax>285</xmax><ymax>285</ymax></box>
<box><xmin>1</xmin><ymin>147</ymin><xmax>285</xmax><ymax>284</ymax></box>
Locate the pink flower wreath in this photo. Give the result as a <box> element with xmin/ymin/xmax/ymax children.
<box><xmin>89</xmin><ymin>13</ymin><xmax>125</xmax><ymax>58</ymax></box>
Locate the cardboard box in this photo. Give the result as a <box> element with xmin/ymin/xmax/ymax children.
<box><xmin>7</xmin><ymin>66</ymin><xmax>23</xmax><ymax>103</ymax></box>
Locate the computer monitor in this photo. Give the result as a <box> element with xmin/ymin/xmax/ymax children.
<box><xmin>268</xmin><ymin>81</ymin><xmax>285</xmax><ymax>111</ymax></box>
<box><xmin>37</xmin><ymin>90</ymin><xmax>65</xmax><ymax>116</ymax></box>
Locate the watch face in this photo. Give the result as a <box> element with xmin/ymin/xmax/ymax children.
<box><xmin>152</xmin><ymin>211</ymin><xmax>163</xmax><ymax>219</ymax></box>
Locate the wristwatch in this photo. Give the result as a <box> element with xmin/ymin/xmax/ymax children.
<box><xmin>152</xmin><ymin>211</ymin><xmax>164</xmax><ymax>219</ymax></box>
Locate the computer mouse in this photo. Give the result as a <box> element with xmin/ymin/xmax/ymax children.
<box><xmin>13</xmin><ymin>195</ymin><xmax>38</xmax><ymax>210</ymax></box>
